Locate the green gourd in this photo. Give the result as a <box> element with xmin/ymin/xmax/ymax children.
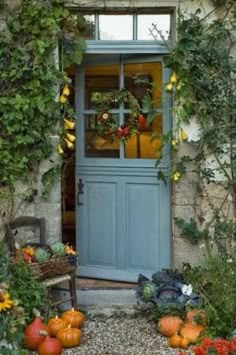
<box><xmin>34</xmin><ymin>248</ymin><xmax>50</xmax><ymax>263</ymax></box>
<box><xmin>50</xmin><ymin>241</ymin><xmax>66</xmax><ymax>256</ymax></box>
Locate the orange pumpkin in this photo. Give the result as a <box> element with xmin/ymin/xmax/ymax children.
<box><xmin>158</xmin><ymin>316</ymin><xmax>183</xmax><ymax>337</ymax></box>
<box><xmin>180</xmin><ymin>337</ymin><xmax>190</xmax><ymax>349</ymax></box>
<box><xmin>61</xmin><ymin>308</ymin><xmax>85</xmax><ymax>328</ymax></box>
<box><xmin>47</xmin><ymin>315</ymin><xmax>68</xmax><ymax>337</ymax></box>
<box><xmin>169</xmin><ymin>334</ymin><xmax>182</xmax><ymax>348</ymax></box>
<box><xmin>185</xmin><ymin>309</ymin><xmax>207</xmax><ymax>326</ymax></box>
<box><xmin>56</xmin><ymin>325</ymin><xmax>82</xmax><ymax>348</ymax></box>
<box><xmin>180</xmin><ymin>323</ymin><xmax>205</xmax><ymax>343</ymax></box>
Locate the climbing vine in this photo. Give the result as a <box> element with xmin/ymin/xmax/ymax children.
<box><xmin>155</xmin><ymin>6</ymin><xmax>236</xmax><ymax>255</ymax></box>
<box><xmin>0</xmin><ymin>0</ymin><xmax>86</xmax><ymax>217</ymax></box>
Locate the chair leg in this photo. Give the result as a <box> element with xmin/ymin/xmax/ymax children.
<box><xmin>69</xmin><ymin>272</ymin><xmax>77</xmax><ymax>309</ymax></box>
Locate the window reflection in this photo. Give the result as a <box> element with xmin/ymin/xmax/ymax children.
<box><xmin>138</xmin><ymin>15</ymin><xmax>171</xmax><ymax>41</ymax></box>
<box><xmin>99</xmin><ymin>15</ymin><xmax>133</xmax><ymax>40</ymax></box>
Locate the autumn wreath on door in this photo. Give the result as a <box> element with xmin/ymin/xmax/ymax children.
<box><xmin>95</xmin><ymin>88</ymin><xmax>157</xmax><ymax>142</ymax></box>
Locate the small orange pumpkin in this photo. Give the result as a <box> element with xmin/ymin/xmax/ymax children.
<box><xmin>47</xmin><ymin>315</ymin><xmax>68</xmax><ymax>337</ymax></box>
<box><xmin>169</xmin><ymin>334</ymin><xmax>182</xmax><ymax>348</ymax></box>
<box><xmin>61</xmin><ymin>308</ymin><xmax>85</xmax><ymax>328</ymax></box>
<box><xmin>158</xmin><ymin>316</ymin><xmax>183</xmax><ymax>337</ymax></box>
<box><xmin>180</xmin><ymin>323</ymin><xmax>205</xmax><ymax>343</ymax></box>
<box><xmin>185</xmin><ymin>309</ymin><xmax>207</xmax><ymax>326</ymax></box>
<box><xmin>180</xmin><ymin>337</ymin><xmax>190</xmax><ymax>349</ymax></box>
<box><xmin>56</xmin><ymin>325</ymin><xmax>82</xmax><ymax>348</ymax></box>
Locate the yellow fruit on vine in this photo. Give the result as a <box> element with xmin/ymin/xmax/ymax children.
<box><xmin>172</xmin><ymin>138</ymin><xmax>179</xmax><ymax>148</ymax></box>
<box><xmin>172</xmin><ymin>171</ymin><xmax>181</xmax><ymax>182</ymax></box>
<box><xmin>166</xmin><ymin>83</ymin><xmax>173</xmax><ymax>92</ymax></box>
<box><xmin>170</xmin><ymin>72</ymin><xmax>178</xmax><ymax>84</ymax></box>
<box><xmin>181</xmin><ymin>129</ymin><xmax>188</xmax><ymax>141</ymax></box>
<box><xmin>64</xmin><ymin>138</ymin><xmax>74</xmax><ymax>149</ymax></box>
<box><xmin>64</xmin><ymin>118</ymin><xmax>75</xmax><ymax>130</ymax></box>
<box><xmin>59</xmin><ymin>95</ymin><xmax>67</xmax><ymax>104</ymax></box>
<box><xmin>57</xmin><ymin>144</ymin><xmax>64</xmax><ymax>154</ymax></box>
<box><xmin>62</xmin><ymin>85</ymin><xmax>70</xmax><ymax>96</ymax></box>
<box><xmin>66</xmin><ymin>133</ymin><xmax>76</xmax><ymax>142</ymax></box>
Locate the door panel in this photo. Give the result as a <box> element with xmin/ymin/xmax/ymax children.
<box><xmin>126</xmin><ymin>182</ymin><xmax>159</xmax><ymax>270</ymax></box>
<box><xmin>76</xmin><ymin>54</ymin><xmax>171</xmax><ymax>282</ymax></box>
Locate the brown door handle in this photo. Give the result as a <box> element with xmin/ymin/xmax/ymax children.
<box><xmin>77</xmin><ymin>179</ymin><xmax>84</xmax><ymax>205</ymax></box>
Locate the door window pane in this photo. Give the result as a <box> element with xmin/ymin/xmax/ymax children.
<box><xmin>84</xmin><ymin>64</ymin><xmax>120</xmax><ymax>110</ymax></box>
<box><xmin>85</xmin><ymin>114</ymin><xmax>120</xmax><ymax>158</ymax></box>
<box><xmin>99</xmin><ymin>15</ymin><xmax>133</xmax><ymax>40</ymax></box>
<box><xmin>124</xmin><ymin>62</ymin><xmax>163</xmax><ymax>159</ymax></box>
<box><xmin>138</xmin><ymin>14</ymin><xmax>171</xmax><ymax>41</ymax></box>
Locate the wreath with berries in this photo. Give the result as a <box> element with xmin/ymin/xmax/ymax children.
<box><xmin>95</xmin><ymin>89</ymin><xmax>156</xmax><ymax>142</ymax></box>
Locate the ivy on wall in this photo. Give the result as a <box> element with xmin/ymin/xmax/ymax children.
<box><xmin>0</xmin><ymin>0</ymin><xmax>86</xmax><ymax>215</ymax></box>
<box><xmin>155</xmin><ymin>4</ymin><xmax>236</xmax><ymax>254</ymax></box>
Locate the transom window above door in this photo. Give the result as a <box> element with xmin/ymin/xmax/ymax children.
<box><xmin>82</xmin><ymin>13</ymin><xmax>171</xmax><ymax>41</ymax></box>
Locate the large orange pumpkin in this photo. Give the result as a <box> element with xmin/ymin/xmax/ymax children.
<box><xmin>47</xmin><ymin>316</ymin><xmax>68</xmax><ymax>337</ymax></box>
<box><xmin>158</xmin><ymin>316</ymin><xmax>183</xmax><ymax>337</ymax></box>
<box><xmin>185</xmin><ymin>309</ymin><xmax>207</xmax><ymax>326</ymax></box>
<box><xmin>180</xmin><ymin>323</ymin><xmax>205</xmax><ymax>343</ymax></box>
<box><xmin>61</xmin><ymin>308</ymin><xmax>85</xmax><ymax>328</ymax></box>
<box><xmin>56</xmin><ymin>326</ymin><xmax>82</xmax><ymax>348</ymax></box>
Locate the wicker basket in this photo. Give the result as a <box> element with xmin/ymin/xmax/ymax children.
<box><xmin>29</xmin><ymin>255</ymin><xmax>77</xmax><ymax>280</ymax></box>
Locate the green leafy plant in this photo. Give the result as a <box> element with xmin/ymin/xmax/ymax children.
<box><xmin>0</xmin><ymin>240</ymin><xmax>50</xmax><ymax>354</ymax></box>
<box><xmin>0</xmin><ymin>0</ymin><xmax>86</xmax><ymax>220</ymax></box>
<box><xmin>183</xmin><ymin>256</ymin><xmax>236</xmax><ymax>338</ymax></box>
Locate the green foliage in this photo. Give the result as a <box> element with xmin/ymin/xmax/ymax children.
<box><xmin>0</xmin><ymin>240</ymin><xmax>49</xmax><ymax>353</ymax></box>
<box><xmin>183</xmin><ymin>256</ymin><xmax>236</xmax><ymax>338</ymax></box>
<box><xmin>0</xmin><ymin>0</ymin><xmax>85</xmax><ymax>200</ymax></box>
<box><xmin>175</xmin><ymin>217</ymin><xmax>209</xmax><ymax>244</ymax></box>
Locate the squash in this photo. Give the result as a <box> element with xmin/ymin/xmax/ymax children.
<box><xmin>180</xmin><ymin>337</ymin><xmax>190</xmax><ymax>349</ymax></box>
<box><xmin>37</xmin><ymin>334</ymin><xmax>62</xmax><ymax>355</ymax></box>
<box><xmin>61</xmin><ymin>308</ymin><xmax>85</xmax><ymax>328</ymax></box>
<box><xmin>56</xmin><ymin>325</ymin><xmax>82</xmax><ymax>348</ymax></box>
<box><xmin>169</xmin><ymin>334</ymin><xmax>182</xmax><ymax>348</ymax></box>
<box><xmin>24</xmin><ymin>317</ymin><xmax>48</xmax><ymax>350</ymax></box>
<box><xmin>180</xmin><ymin>323</ymin><xmax>205</xmax><ymax>343</ymax></box>
<box><xmin>158</xmin><ymin>316</ymin><xmax>183</xmax><ymax>337</ymax></box>
<box><xmin>47</xmin><ymin>315</ymin><xmax>68</xmax><ymax>337</ymax></box>
<box><xmin>185</xmin><ymin>309</ymin><xmax>207</xmax><ymax>326</ymax></box>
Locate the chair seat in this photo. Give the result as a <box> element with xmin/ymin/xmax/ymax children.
<box><xmin>43</xmin><ymin>274</ymin><xmax>72</xmax><ymax>287</ymax></box>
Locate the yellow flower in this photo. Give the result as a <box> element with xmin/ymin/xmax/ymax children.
<box><xmin>172</xmin><ymin>171</ymin><xmax>181</xmax><ymax>182</ymax></box>
<box><xmin>172</xmin><ymin>138</ymin><xmax>179</xmax><ymax>149</ymax></box>
<box><xmin>66</xmin><ymin>133</ymin><xmax>76</xmax><ymax>142</ymax></box>
<box><xmin>62</xmin><ymin>85</ymin><xmax>70</xmax><ymax>97</ymax></box>
<box><xmin>57</xmin><ymin>144</ymin><xmax>64</xmax><ymax>154</ymax></box>
<box><xmin>170</xmin><ymin>72</ymin><xmax>178</xmax><ymax>84</ymax></box>
<box><xmin>64</xmin><ymin>118</ymin><xmax>75</xmax><ymax>130</ymax></box>
<box><xmin>0</xmin><ymin>292</ymin><xmax>13</xmax><ymax>311</ymax></box>
<box><xmin>166</xmin><ymin>83</ymin><xmax>173</xmax><ymax>92</ymax></box>
<box><xmin>64</xmin><ymin>138</ymin><xmax>74</xmax><ymax>149</ymax></box>
<box><xmin>59</xmin><ymin>95</ymin><xmax>67</xmax><ymax>104</ymax></box>
<box><xmin>181</xmin><ymin>129</ymin><xmax>188</xmax><ymax>142</ymax></box>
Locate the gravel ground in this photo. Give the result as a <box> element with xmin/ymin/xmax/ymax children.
<box><xmin>61</xmin><ymin>311</ymin><xmax>181</xmax><ymax>355</ymax></box>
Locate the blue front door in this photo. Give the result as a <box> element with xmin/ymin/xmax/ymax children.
<box><xmin>76</xmin><ymin>54</ymin><xmax>171</xmax><ymax>282</ymax></box>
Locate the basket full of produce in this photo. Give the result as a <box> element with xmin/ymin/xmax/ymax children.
<box><xmin>15</xmin><ymin>242</ymin><xmax>78</xmax><ymax>280</ymax></box>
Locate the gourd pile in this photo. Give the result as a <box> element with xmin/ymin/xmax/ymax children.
<box><xmin>24</xmin><ymin>308</ymin><xmax>85</xmax><ymax>354</ymax></box>
<box><xmin>157</xmin><ymin>309</ymin><xmax>206</xmax><ymax>350</ymax></box>
<box><xmin>15</xmin><ymin>241</ymin><xmax>77</xmax><ymax>264</ymax></box>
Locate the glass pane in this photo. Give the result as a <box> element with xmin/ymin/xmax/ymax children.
<box><xmin>138</xmin><ymin>14</ymin><xmax>171</xmax><ymax>41</ymax></box>
<box><xmin>99</xmin><ymin>15</ymin><xmax>133</xmax><ymax>40</ymax></box>
<box><xmin>83</xmin><ymin>15</ymin><xmax>95</xmax><ymax>40</ymax></box>
<box><xmin>85</xmin><ymin>65</ymin><xmax>120</xmax><ymax>110</ymax></box>
<box><xmin>124</xmin><ymin>113</ymin><xmax>162</xmax><ymax>159</ymax></box>
<box><xmin>124</xmin><ymin>62</ymin><xmax>162</xmax><ymax>109</ymax></box>
<box><xmin>124</xmin><ymin>62</ymin><xmax>163</xmax><ymax>159</ymax></box>
<box><xmin>85</xmin><ymin>114</ymin><xmax>120</xmax><ymax>158</ymax></box>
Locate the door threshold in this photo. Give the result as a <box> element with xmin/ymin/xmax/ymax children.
<box><xmin>76</xmin><ymin>277</ymin><xmax>136</xmax><ymax>290</ymax></box>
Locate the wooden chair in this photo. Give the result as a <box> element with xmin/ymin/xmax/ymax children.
<box><xmin>4</xmin><ymin>216</ymin><xmax>78</xmax><ymax>309</ymax></box>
